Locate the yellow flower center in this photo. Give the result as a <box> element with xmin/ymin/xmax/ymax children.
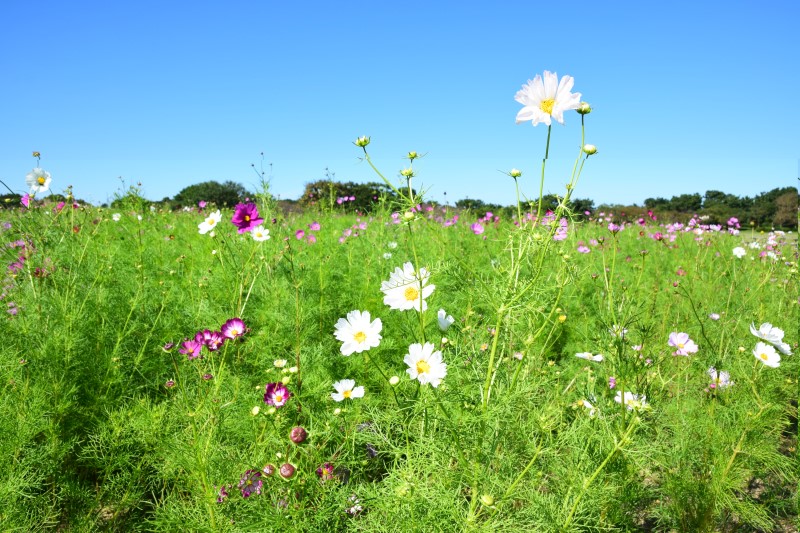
<box><xmin>416</xmin><ymin>360</ymin><xmax>431</xmax><ymax>374</ymax></box>
<box><xmin>343</xmin><ymin>390</ymin><xmax>352</xmax><ymax>399</ymax></box>
<box><xmin>353</xmin><ymin>331</ymin><xmax>367</xmax><ymax>343</ymax></box>
<box><xmin>245</xmin><ymin>215</ymin><xmax>250</xmax><ymax>222</ymax></box>
<box><xmin>275</xmin><ymin>393</ymin><xmax>284</xmax><ymax>403</ymax></box>
<box><xmin>759</xmin><ymin>352</ymin><xmax>769</xmax><ymax>361</ymax></box>
<box><xmin>37</xmin><ymin>176</ymin><xmax>46</xmax><ymax>185</ymax></box>
<box><xmin>677</xmin><ymin>343</ymin><xmax>685</xmax><ymax>349</ymax></box>
<box><xmin>404</xmin><ymin>286</ymin><xmax>420</xmax><ymax>301</ymax></box>
<box><xmin>207</xmin><ymin>217</ymin><xmax>217</xmax><ymax>226</ymax></box>
<box><xmin>539</xmin><ymin>98</ymin><xmax>555</xmax><ymax>115</ymax></box>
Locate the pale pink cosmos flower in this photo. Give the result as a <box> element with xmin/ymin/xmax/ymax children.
<box><xmin>668</xmin><ymin>332</ymin><xmax>698</xmax><ymax>356</ymax></box>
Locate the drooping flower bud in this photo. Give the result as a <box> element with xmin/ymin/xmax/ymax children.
<box><xmin>290</xmin><ymin>426</ymin><xmax>308</xmax><ymax>444</ymax></box>
<box><xmin>279</xmin><ymin>463</ymin><xmax>296</xmax><ymax>479</ymax></box>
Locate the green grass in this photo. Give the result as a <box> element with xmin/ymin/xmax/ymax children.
<box><xmin>0</xmin><ymin>198</ymin><xmax>796</xmax><ymax>532</ymax></box>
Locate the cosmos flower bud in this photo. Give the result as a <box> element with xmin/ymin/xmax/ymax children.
<box><xmin>32</xmin><ymin>151</ymin><xmax>41</xmax><ymax>158</ymax></box>
<box><xmin>290</xmin><ymin>426</ymin><xmax>308</xmax><ymax>444</ymax></box>
<box><xmin>407</xmin><ymin>151</ymin><xmax>418</xmax><ymax>161</ymax></box>
<box><xmin>400</xmin><ymin>167</ymin><xmax>415</xmax><ymax>178</ymax></box>
<box><xmin>480</xmin><ymin>494</ymin><xmax>495</xmax><ymax>506</ymax></box>
<box><xmin>509</xmin><ymin>168</ymin><xmax>522</xmax><ymax>178</ymax></box>
<box><xmin>389</xmin><ymin>376</ymin><xmax>400</xmax><ymax>386</ymax></box>
<box><xmin>279</xmin><ymin>463</ymin><xmax>296</xmax><ymax>479</ymax></box>
<box><xmin>263</xmin><ymin>464</ymin><xmax>276</xmax><ymax>476</ymax></box>
<box><xmin>582</xmin><ymin>144</ymin><xmax>598</xmax><ymax>155</ymax></box>
<box><xmin>403</xmin><ymin>211</ymin><xmax>415</xmax><ymax>221</ymax></box>
<box><xmin>354</xmin><ymin>136</ymin><xmax>370</xmax><ymax>147</ymax></box>
<box><xmin>576</xmin><ymin>102</ymin><xmax>592</xmax><ymax>115</ymax></box>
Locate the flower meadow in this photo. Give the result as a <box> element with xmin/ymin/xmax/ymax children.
<box><xmin>1</xmin><ymin>73</ymin><xmax>798</xmax><ymax>532</ymax></box>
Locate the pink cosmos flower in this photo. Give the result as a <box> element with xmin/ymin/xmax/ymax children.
<box><xmin>195</xmin><ymin>329</ymin><xmax>225</xmax><ymax>351</ymax></box>
<box><xmin>231</xmin><ymin>203</ymin><xmax>264</xmax><ymax>234</ymax></box>
<box><xmin>577</xmin><ymin>245</ymin><xmax>590</xmax><ymax>254</ymax></box>
<box><xmin>221</xmin><ymin>317</ymin><xmax>246</xmax><ymax>340</ymax></box>
<box><xmin>470</xmin><ymin>222</ymin><xmax>484</xmax><ymax>235</ymax></box>
<box><xmin>668</xmin><ymin>332</ymin><xmax>698</xmax><ymax>356</ymax></box>
<box><xmin>21</xmin><ymin>194</ymin><xmax>31</xmax><ymax>208</ymax></box>
<box><xmin>264</xmin><ymin>382</ymin><xmax>292</xmax><ymax>407</ymax></box>
<box><xmin>308</xmin><ymin>221</ymin><xmax>321</xmax><ymax>231</ymax></box>
<box><xmin>180</xmin><ymin>339</ymin><xmax>203</xmax><ymax>360</ymax></box>
<box><xmin>295</xmin><ymin>229</ymin><xmax>305</xmax><ymax>240</ymax></box>
<box><xmin>553</xmin><ymin>218</ymin><xmax>568</xmax><ymax>241</ymax></box>
<box><xmin>306</xmin><ymin>234</ymin><xmax>317</xmax><ymax>244</ymax></box>
<box><xmin>198</xmin><ymin>201</ymin><xmax>207</xmax><ymax>208</ymax></box>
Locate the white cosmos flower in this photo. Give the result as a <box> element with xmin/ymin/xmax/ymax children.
<box><xmin>577</xmin><ymin>399</ymin><xmax>598</xmax><ymax>417</ymax></box>
<box><xmin>331</xmin><ymin>379</ymin><xmax>365</xmax><ymax>402</ymax></box>
<box><xmin>614</xmin><ymin>391</ymin><xmax>648</xmax><ymax>411</ymax></box>
<box><xmin>198</xmin><ymin>210</ymin><xmax>222</xmax><ymax>234</ymax></box>
<box><xmin>437</xmin><ymin>309</ymin><xmax>455</xmax><ymax>331</ymax></box>
<box><xmin>112</xmin><ymin>213</ymin><xmax>121</xmax><ymax>222</ymax></box>
<box><xmin>251</xmin><ymin>225</ymin><xmax>270</xmax><ymax>241</ymax></box>
<box><xmin>515</xmin><ymin>71</ymin><xmax>581</xmax><ymax>126</ymax></box>
<box><xmin>380</xmin><ymin>262</ymin><xmax>435</xmax><ymax>312</ymax></box>
<box><xmin>333</xmin><ymin>310</ymin><xmax>382</xmax><ymax>356</ymax></box>
<box><xmin>575</xmin><ymin>352</ymin><xmax>604</xmax><ymax>362</ymax></box>
<box><xmin>732</xmin><ymin>246</ymin><xmax>746</xmax><ymax>258</ymax></box>
<box><xmin>750</xmin><ymin>322</ymin><xmax>784</xmax><ymax>344</ymax></box>
<box><xmin>404</xmin><ymin>342</ymin><xmax>447</xmax><ymax>388</ymax></box>
<box><xmin>753</xmin><ymin>342</ymin><xmax>780</xmax><ymax>368</ymax></box>
<box><xmin>25</xmin><ymin>168</ymin><xmax>52</xmax><ymax>194</ymax></box>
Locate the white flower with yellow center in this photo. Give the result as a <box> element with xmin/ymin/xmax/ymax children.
<box><xmin>380</xmin><ymin>262</ymin><xmax>435</xmax><ymax>312</ymax></box>
<box><xmin>614</xmin><ymin>391</ymin><xmax>648</xmax><ymax>411</ymax></box>
<box><xmin>333</xmin><ymin>310</ymin><xmax>383</xmax><ymax>356</ymax></box>
<box><xmin>750</xmin><ymin>322</ymin><xmax>793</xmax><ymax>355</ymax></box>
<box><xmin>753</xmin><ymin>342</ymin><xmax>780</xmax><ymax>368</ymax></box>
<box><xmin>251</xmin><ymin>225</ymin><xmax>270</xmax><ymax>242</ymax></box>
<box><xmin>25</xmin><ymin>167</ymin><xmax>52</xmax><ymax>194</ymax></box>
<box><xmin>404</xmin><ymin>342</ymin><xmax>447</xmax><ymax>388</ymax></box>
<box><xmin>515</xmin><ymin>71</ymin><xmax>581</xmax><ymax>126</ymax></box>
<box><xmin>198</xmin><ymin>210</ymin><xmax>222</xmax><ymax>235</ymax></box>
<box><xmin>331</xmin><ymin>379</ymin><xmax>364</xmax><ymax>402</ymax></box>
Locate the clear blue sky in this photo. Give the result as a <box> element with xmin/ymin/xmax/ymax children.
<box><xmin>2</xmin><ymin>1</ymin><xmax>798</xmax><ymax>207</ymax></box>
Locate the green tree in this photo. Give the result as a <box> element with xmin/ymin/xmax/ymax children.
<box><xmin>172</xmin><ymin>180</ymin><xmax>249</xmax><ymax>208</ymax></box>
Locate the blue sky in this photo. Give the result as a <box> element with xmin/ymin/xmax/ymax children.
<box><xmin>2</xmin><ymin>1</ymin><xmax>798</xmax><ymax>207</ymax></box>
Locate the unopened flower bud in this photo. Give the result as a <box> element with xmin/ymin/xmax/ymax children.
<box><xmin>279</xmin><ymin>463</ymin><xmax>296</xmax><ymax>479</ymax></box>
<box><xmin>400</xmin><ymin>167</ymin><xmax>415</xmax><ymax>178</ymax></box>
<box><xmin>407</xmin><ymin>151</ymin><xmax>418</xmax><ymax>161</ymax></box>
<box><xmin>403</xmin><ymin>211</ymin><xmax>415</xmax><ymax>221</ymax></box>
<box><xmin>583</xmin><ymin>144</ymin><xmax>598</xmax><ymax>156</ymax></box>
<box><xmin>263</xmin><ymin>464</ymin><xmax>276</xmax><ymax>476</ymax></box>
<box><xmin>389</xmin><ymin>376</ymin><xmax>400</xmax><ymax>386</ymax></box>
<box><xmin>576</xmin><ymin>102</ymin><xmax>592</xmax><ymax>115</ymax></box>
<box><xmin>290</xmin><ymin>426</ymin><xmax>308</xmax><ymax>444</ymax></box>
<box><xmin>32</xmin><ymin>151</ymin><xmax>41</xmax><ymax>158</ymax></box>
<box><xmin>354</xmin><ymin>136</ymin><xmax>370</xmax><ymax>148</ymax></box>
<box><xmin>509</xmin><ymin>168</ymin><xmax>522</xmax><ymax>178</ymax></box>
<box><xmin>480</xmin><ymin>494</ymin><xmax>495</xmax><ymax>506</ymax></box>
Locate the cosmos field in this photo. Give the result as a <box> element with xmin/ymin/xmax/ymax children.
<box><xmin>2</xmin><ymin>72</ymin><xmax>798</xmax><ymax>531</ymax></box>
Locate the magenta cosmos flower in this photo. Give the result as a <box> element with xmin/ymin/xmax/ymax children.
<box><xmin>221</xmin><ymin>317</ymin><xmax>247</xmax><ymax>340</ymax></box>
<box><xmin>668</xmin><ymin>332</ymin><xmax>698</xmax><ymax>356</ymax></box>
<box><xmin>180</xmin><ymin>339</ymin><xmax>203</xmax><ymax>360</ymax></box>
<box><xmin>264</xmin><ymin>382</ymin><xmax>292</xmax><ymax>407</ymax></box>
<box><xmin>195</xmin><ymin>329</ymin><xmax>225</xmax><ymax>352</ymax></box>
<box><xmin>231</xmin><ymin>203</ymin><xmax>264</xmax><ymax>234</ymax></box>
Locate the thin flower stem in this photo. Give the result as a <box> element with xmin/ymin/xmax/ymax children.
<box><xmin>535</xmin><ymin>126</ymin><xmax>552</xmax><ymax>226</ymax></box>
<box><xmin>562</xmin><ymin>417</ymin><xmax>638</xmax><ymax>529</ymax></box>
<box><xmin>492</xmin><ymin>441</ymin><xmax>543</xmax><ymax>516</ymax></box>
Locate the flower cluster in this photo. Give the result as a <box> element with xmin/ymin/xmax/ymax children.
<box><xmin>179</xmin><ymin>317</ymin><xmax>247</xmax><ymax>360</ymax></box>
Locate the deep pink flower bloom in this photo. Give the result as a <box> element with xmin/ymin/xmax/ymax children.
<box><xmin>239</xmin><ymin>469</ymin><xmax>263</xmax><ymax>498</ymax></box>
<box><xmin>204</xmin><ymin>331</ymin><xmax>225</xmax><ymax>352</ymax></box>
<box><xmin>221</xmin><ymin>317</ymin><xmax>246</xmax><ymax>340</ymax></box>
<box><xmin>198</xmin><ymin>200</ymin><xmax>207</xmax><ymax>208</ymax></box>
<box><xmin>470</xmin><ymin>222</ymin><xmax>484</xmax><ymax>235</ymax></box>
<box><xmin>336</xmin><ymin>197</ymin><xmax>343</xmax><ymax>205</ymax></box>
<box><xmin>348</xmin><ymin>196</ymin><xmax>355</xmax><ymax>201</ymax></box>
<box><xmin>264</xmin><ymin>382</ymin><xmax>292</xmax><ymax>407</ymax></box>
<box><xmin>55</xmin><ymin>201</ymin><xmax>65</xmax><ymax>213</ymax></box>
<box><xmin>295</xmin><ymin>229</ymin><xmax>305</xmax><ymax>240</ymax></box>
<box><xmin>215</xmin><ymin>484</ymin><xmax>229</xmax><ymax>503</ymax></box>
<box><xmin>316</xmin><ymin>462</ymin><xmax>335</xmax><ymax>481</ymax></box>
<box><xmin>231</xmin><ymin>203</ymin><xmax>263</xmax><ymax>234</ymax></box>
<box><xmin>180</xmin><ymin>339</ymin><xmax>203</xmax><ymax>360</ymax></box>
<box><xmin>608</xmin><ymin>376</ymin><xmax>616</xmax><ymax>389</ymax></box>
<box><xmin>309</xmin><ymin>221</ymin><xmax>321</xmax><ymax>231</ymax></box>
<box><xmin>21</xmin><ymin>194</ymin><xmax>31</xmax><ymax>208</ymax></box>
